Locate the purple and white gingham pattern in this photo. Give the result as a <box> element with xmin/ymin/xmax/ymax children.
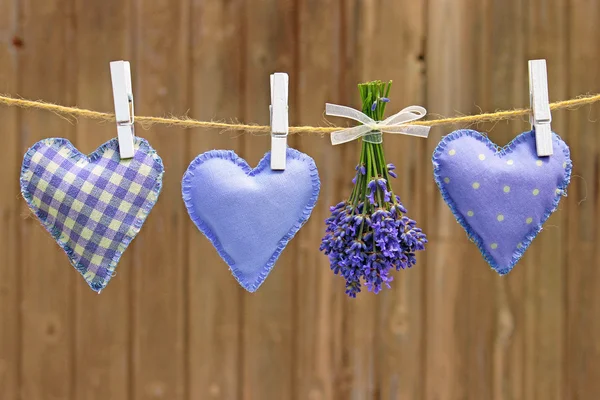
<box><xmin>20</xmin><ymin>137</ymin><xmax>164</xmax><ymax>292</ymax></box>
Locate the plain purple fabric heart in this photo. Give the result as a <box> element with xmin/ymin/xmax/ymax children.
<box><xmin>182</xmin><ymin>148</ymin><xmax>320</xmax><ymax>292</ymax></box>
<box><xmin>432</xmin><ymin>129</ymin><xmax>572</xmax><ymax>274</ymax></box>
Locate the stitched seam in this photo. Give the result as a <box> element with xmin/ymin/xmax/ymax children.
<box><xmin>181</xmin><ymin>148</ymin><xmax>320</xmax><ymax>292</ymax></box>
<box><xmin>20</xmin><ymin>137</ymin><xmax>164</xmax><ymax>292</ymax></box>
<box><xmin>432</xmin><ymin>129</ymin><xmax>572</xmax><ymax>274</ymax></box>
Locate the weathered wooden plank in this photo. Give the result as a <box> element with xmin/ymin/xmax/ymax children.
<box><xmin>73</xmin><ymin>1</ymin><xmax>132</xmax><ymax>399</ymax></box>
<box><xmin>241</xmin><ymin>1</ymin><xmax>296</xmax><ymax>398</ymax></box>
<box><xmin>566</xmin><ymin>1</ymin><xmax>600</xmax><ymax>399</ymax></box>
<box><xmin>18</xmin><ymin>1</ymin><xmax>76</xmax><ymax>399</ymax></box>
<box><xmin>0</xmin><ymin>0</ymin><xmax>20</xmax><ymax>398</ymax></box>
<box><xmin>346</xmin><ymin>0</ymin><xmax>428</xmax><ymax>398</ymax></box>
<box><xmin>294</xmin><ymin>0</ymin><xmax>347</xmax><ymax>398</ymax></box>
<box><xmin>131</xmin><ymin>0</ymin><xmax>189</xmax><ymax>399</ymax></box>
<box><xmin>337</xmin><ymin>3</ymin><xmax>380</xmax><ymax>398</ymax></box>
<box><xmin>475</xmin><ymin>3</ymin><xmax>529</xmax><ymax>400</ymax></box>
<box><xmin>520</xmin><ymin>2</ymin><xmax>569</xmax><ymax>400</ymax></box>
<box><xmin>188</xmin><ymin>1</ymin><xmax>244</xmax><ymax>399</ymax></box>
<box><xmin>334</xmin><ymin>1</ymin><xmax>428</xmax><ymax>398</ymax></box>
<box><xmin>480</xmin><ymin>3</ymin><xmax>529</xmax><ymax>400</ymax></box>
<box><xmin>426</xmin><ymin>2</ymin><xmax>570</xmax><ymax>399</ymax></box>
<box><xmin>425</xmin><ymin>1</ymin><xmax>498</xmax><ymax>399</ymax></box>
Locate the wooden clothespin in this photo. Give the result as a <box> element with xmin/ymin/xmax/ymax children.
<box><xmin>110</xmin><ymin>60</ymin><xmax>135</xmax><ymax>159</ymax></box>
<box><xmin>270</xmin><ymin>73</ymin><xmax>289</xmax><ymax>170</ymax></box>
<box><xmin>529</xmin><ymin>59</ymin><xmax>553</xmax><ymax>156</ymax></box>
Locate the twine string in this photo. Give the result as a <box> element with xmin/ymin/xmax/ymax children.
<box><xmin>1</xmin><ymin>93</ymin><xmax>599</xmax><ymax>135</ymax></box>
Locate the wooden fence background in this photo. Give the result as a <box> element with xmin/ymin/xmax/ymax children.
<box><xmin>1</xmin><ymin>0</ymin><xmax>599</xmax><ymax>399</ymax></box>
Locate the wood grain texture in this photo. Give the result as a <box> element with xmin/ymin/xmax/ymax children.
<box><xmin>188</xmin><ymin>1</ymin><xmax>244</xmax><ymax>399</ymax></box>
<box><xmin>522</xmin><ymin>2</ymin><xmax>569</xmax><ymax>399</ymax></box>
<box><xmin>296</xmin><ymin>0</ymin><xmax>344</xmax><ymax>398</ymax></box>
<box><xmin>73</xmin><ymin>1</ymin><xmax>132</xmax><ymax>399</ymax></box>
<box><xmin>131</xmin><ymin>0</ymin><xmax>189</xmax><ymax>399</ymax></box>
<box><xmin>241</xmin><ymin>1</ymin><xmax>296</xmax><ymax>399</ymax></box>
<box><xmin>0</xmin><ymin>0</ymin><xmax>19</xmax><ymax>399</ymax></box>
<box><xmin>483</xmin><ymin>2</ymin><xmax>529</xmax><ymax>400</ymax></box>
<box><xmin>339</xmin><ymin>3</ymin><xmax>379</xmax><ymax>398</ymax></box>
<box><xmin>567</xmin><ymin>2</ymin><xmax>600</xmax><ymax>400</ymax></box>
<box><xmin>353</xmin><ymin>1</ymin><xmax>428</xmax><ymax>399</ymax></box>
<box><xmin>18</xmin><ymin>1</ymin><xmax>77</xmax><ymax>399</ymax></box>
<box><xmin>0</xmin><ymin>0</ymin><xmax>598</xmax><ymax>399</ymax></box>
<box><xmin>425</xmin><ymin>1</ymin><xmax>495</xmax><ymax>399</ymax></box>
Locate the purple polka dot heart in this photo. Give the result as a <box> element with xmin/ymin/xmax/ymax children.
<box><xmin>432</xmin><ymin>129</ymin><xmax>572</xmax><ymax>274</ymax></box>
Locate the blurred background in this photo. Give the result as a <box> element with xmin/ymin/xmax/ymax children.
<box><xmin>0</xmin><ymin>0</ymin><xmax>599</xmax><ymax>399</ymax></box>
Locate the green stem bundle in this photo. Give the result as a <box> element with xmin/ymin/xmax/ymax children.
<box><xmin>349</xmin><ymin>80</ymin><xmax>396</xmax><ymax>212</ymax></box>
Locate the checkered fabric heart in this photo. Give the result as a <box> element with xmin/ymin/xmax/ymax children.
<box><xmin>20</xmin><ymin>137</ymin><xmax>164</xmax><ymax>292</ymax></box>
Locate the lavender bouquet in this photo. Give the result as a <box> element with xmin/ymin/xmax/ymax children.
<box><xmin>320</xmin><ymin>80</ymin><xmax>427</xmax><ymax>297</ymax></box>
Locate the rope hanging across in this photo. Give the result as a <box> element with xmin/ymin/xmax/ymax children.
<box><xmin>1</xmin><ymin>93</ymin><xmax>599</xmax><ymax>134</ymax></box>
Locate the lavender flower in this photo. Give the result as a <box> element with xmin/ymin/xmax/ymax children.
<box><xmin>352</xmin><ymin>164</ymin><xmax>366</xmax><ymax>184</ymax></box>
<box><xmin>367</xmin><ymin>178</ymin><xmax>391</xmax><ymax>205</ymax></box>
<box><xmin>320</xmin><ymin>197</ymin><xmax>427</xmax><ymax>296</ymax></box>
<box><xmin>387</xmin><ymin>163</ymin><xmax>397</xmax><ymax>178</ymax></box>
<box><xmin>320</xmin><ymin>80</ymin><xmax>427</xmax><ymax>297</ymax></box>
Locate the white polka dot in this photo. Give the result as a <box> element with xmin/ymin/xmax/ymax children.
<box><xmin>503</xmin><ymin>186</ymin><xmax>510</xmax><ymax>193</ymax></box>
<box><xmin>532</xmin><ymin>189</ymin><xmax>540</xmax><ymax>196</ymax></box>
<box><xmin>517</xmin><ymin>243</ymin><xmax>523</xmax><ymax>249</ymax></box>
<box><xmin>526</xmin><ymin>217</ymin><xmax>533</xmax><ymax>224</ymax></box>
<box><xmin>478</xmin><ymin>154</ymin><xmax>486</xmax><ymax>161</ymax></box>
<box><xmin>449</xmin><ymin>149</ymin><xmax>456</xmax><ymax>156</ymax></box>
<box><xmin>467</xmin><ymin>210</ymin><xmax>474</xmax><ymax>217</ymax></box>
<box><xmin>491</xmin><ymin>243</ymin><xmax>498</xmax><ymax>250</ymax></box>
<box><xmin>563</xmin><ymin>162</ymin><xmax>567</xmax><ymax>169</ymax></box>
<box><xmin>506</xmin><ymin>159</ymin><xmax>514</xmax><ymax>165</ymax></box>
<box><xmin>536</xmin><ymin>160</ymin><xmax>543</xmax><ymax>167</ymax></box>
<box><xmin>556</xmin><ymin>188</ymin><xmax>562</xmax><ymax>195</ymax></box>
<box><xmin>497</xmin><ymin>214</ymin><xmax>504</xmax><ymax>222</ymax></box>
<box><xmin>444</xmin><ymin>177</ymin><xmax>450</xmax><ymax>184</ymax></box>
<box><xmin>472</xmin><ymin>182</ymin><xmax>480</xmax><ymax>189</ymax></box>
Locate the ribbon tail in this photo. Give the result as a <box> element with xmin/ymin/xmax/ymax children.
<box><xmin>330</xmin><ymin>125</ymin><xmax>373</xmax><ymax>145</ymax></box>
<box><xmin>382</xmin><ymin>106</ymin><xmax>428</xmax><ymax>126</ymax></box>
<box><xmin>382</xmin><ymin>125</ymin><xmax>431</xmax><ymax>138</ymax></box>
<box><xmin>326</xmin><ymin>103</ymin><xmax>375</xmax><ymax>125</ymax></box>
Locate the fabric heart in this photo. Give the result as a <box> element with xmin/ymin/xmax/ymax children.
<box><xmin>432</xmin><ymin>129</ymin><xmax>572</xmax><ymax>274</ymax></box>
<box><xmin>20</xmin><ymin>137</ymin><xmax>164</xmax><ymax>292</ymax></box>
<box><xmin>182</xmin><ymin>148</ymin><xmax>320</xmax><ymax>292</ymax></box>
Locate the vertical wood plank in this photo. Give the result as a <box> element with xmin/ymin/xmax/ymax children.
<box><xmin>295</xmin><ymin>0</ymin><xmax>346</xmax><ymax>398</ymax></box>
<box><xmin>131</xmin><ymin>0</ymin><xmax>189</xmax><ymax>399</ymax></box>
<box><xmin>335</xmin><ymin>1</ymin><xmax>427</xmax><ymax>398</ymax></box>
<box><xmin>566</xmin><ymin>1</ymin><xmax>600</xmax><ymax>399</ymax></box>
<box><xmin>337</xmin><ymin>3</ymin><xmax>379</xmax><ymax>398</ymax></box>
<box><xmin>241</xmin><ymin>1</ymin><xmax>296</xmax><ymax>398</ymax></box>
<box><xmin>73</xmin><ymin>1</ymin><xmax>132</xmax><ymax>400</ymax></box>
<box><xmin>188</xmin><ymin>1</ymin><xmax>244</xmax><ymax>399</ymax></box>
<box><xmin>522</xmin><ymin>2</ymin><xmax>568</xmax><ymax>399</ymax></box>
<box><xmin>480</xmin><ymin>3</ymin><xmax>529</xmax><ymax>400</ymax></box>
<box><xmin>349</xmin><ymin>0</ymin><xmax>428</xmax><ymax>398</ymax></box>
<box><xmin>425</xmin><ymin>1</ymin><xmax>497</xmax><ymax>399</ymax></box>
<box><xmin>18</xmin><ymin>1</ymin><xmax>76</xmax><ymax>399</ymax></box>
<box><xmin>0</xmin><ymin>0</ymin><xmax>20</xmax><ymax>398</ymax></box>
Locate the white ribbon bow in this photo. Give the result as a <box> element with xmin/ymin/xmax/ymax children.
<box><xmin>325</xmin><ymin>103</ymin><xmax>431</xmax><ymax>145</ymax></box>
